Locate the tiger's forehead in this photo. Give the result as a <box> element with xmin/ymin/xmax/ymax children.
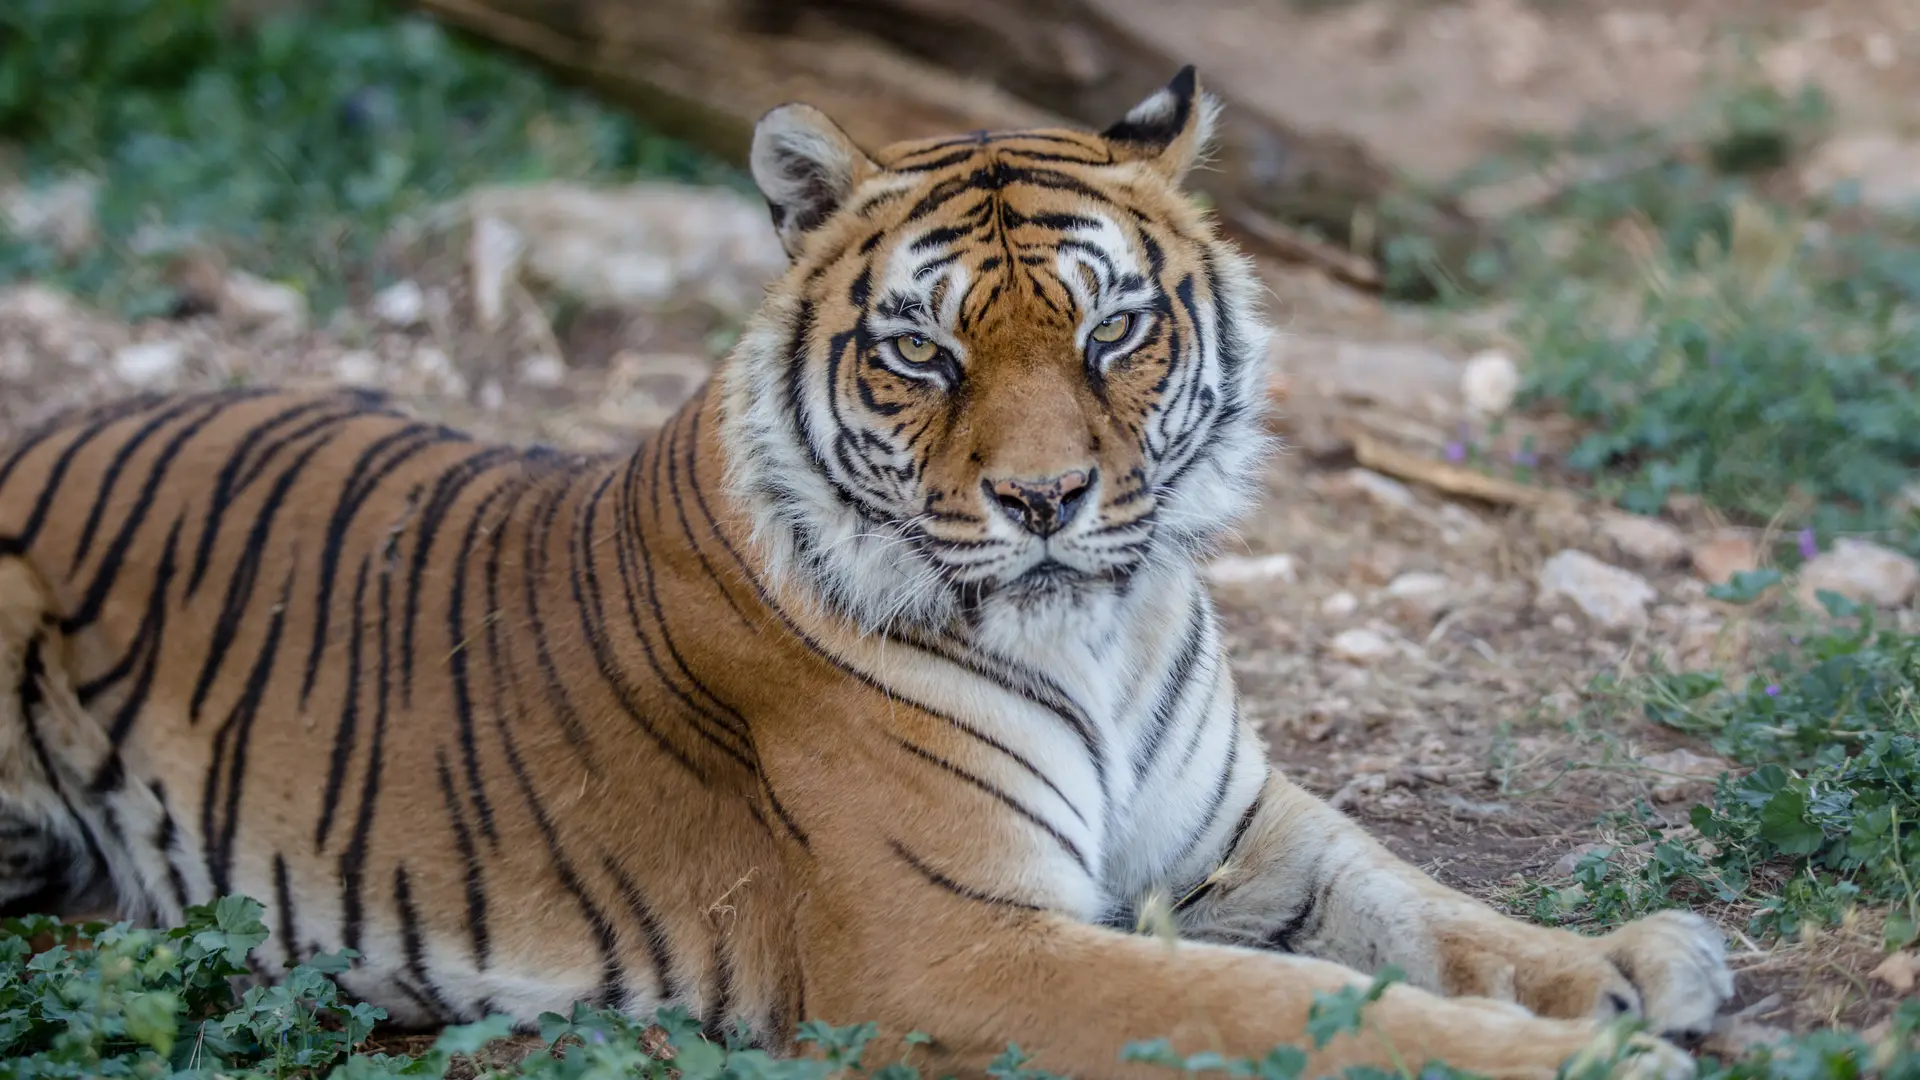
<box><xmin>871</xmin><ymin>127</ymin><xmax>1117</xmax><ymax>170</ymax></box>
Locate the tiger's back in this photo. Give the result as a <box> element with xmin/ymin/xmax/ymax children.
<box><xmin>0</xmin><ymin>385</ymin><xmax>805</xmax><ymax>1039</ymax></box>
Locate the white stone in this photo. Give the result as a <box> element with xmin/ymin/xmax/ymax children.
<box><xmin>1598</xmin><ymin>512</ymin><xmax>1688</xmax><ymax>567</ymax></box>
<box><xmin>1795</xmin><ymin>538</ymin><xmax>1920</xmax><ymax>609</ymax></box>
<box><xmin>1346</xmin><ymin>468</ymin><xmax>1419</xmax><ymax>512</ymax></box>
<box><xmin>1460</xmin><ymin>349</ymin><xmax>1520</xmax><ymax>416</ymax></box>
<box><xmin>0</xmin><ymin>174</ymin><xmax>99</xmax><ymax>255</ymax></box>
<box><xmin>1321</xmin><ymin>591</ymin><xmax>1359</xmax><ymax>617</ymax></box>
<box><xmin>1383</xmin><ymin>571</ymin><xmax>1453</xmax><ymax>622</ymax></box>
<box><xmin>469</xmin><ymin>215</ymin><xmax>526</xmax><ymax>330</ymax></box>
<box><xmin>1328</xmin><ymin>627</ymin><xmax>1395</xmax><ymax>664</ymax></box>
<box><xmin>1537</xmin><ymin>549</ymin><xmax>1656</xmax><ymax>630</ymax></box>
<box><xmin>112</xmin><ymin>341</ymin><xmax>186</xmax><ymax>386</ymax></box>
<box><xmin>1801</xmin><ymin>135</ymin><xmax>1920</xmax><ymax>213</ymax></box>
<box><xmin>371</xmin><ymin>280</ymin><xmax>427</xmax><ymax>328</ymax></box>
<box><xmin>332</xmin><ymin>350</ymin><xmax>381</xmax><ymax>386</ymax></box>
<box><xmin>223</xmin><ymin>271</ymin><xmax>308</xmax><ymax>336</ymax></box>
<box><xmin>517</xmin><ymin>353</ymin><xmax>567</xmax><ymax>388</ymax></box>
<box><xmin>1204</xmin><ymin>553</ymin><xmax>1298</xmax><ymax>586</ymax></box>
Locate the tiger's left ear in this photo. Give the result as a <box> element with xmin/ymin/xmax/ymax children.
<box><xmin>1101</xmin><ymin>65</ymin><xmax>1220</xmax><ymax>186</ymax></box>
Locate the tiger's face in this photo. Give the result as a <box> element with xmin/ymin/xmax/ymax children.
<box><xmin>722</xmin><ymin>68</ymin><xmax>1273</xmax><ymax>637</ymax></box>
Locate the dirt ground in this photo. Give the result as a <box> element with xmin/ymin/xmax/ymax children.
<box><xmin>5</xmin><ymin>0</ymin><xmax>1919</xmax><ymax>1049</ymax></box>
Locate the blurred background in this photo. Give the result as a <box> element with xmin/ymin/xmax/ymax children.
<box><xmin>3</xmin><ymin>0</ymin><xmax>1919</xmax><ymax>1045</ymax></box>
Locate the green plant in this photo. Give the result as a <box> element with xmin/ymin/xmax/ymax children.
<box><xmin>0</xmin><ymin>0</ymin><xmax>738</xmax><ymax>317</ymax></box>
<box><xmin>1526</xmin><ymin>597</ymin><xmax>1920</xmax><ymax>950</ymax></box>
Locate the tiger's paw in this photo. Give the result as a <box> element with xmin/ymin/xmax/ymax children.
<box><xmin>1597</xmin><ymin>910</ymin><xmax>1735</xmax><ymax>1044</ymax></box>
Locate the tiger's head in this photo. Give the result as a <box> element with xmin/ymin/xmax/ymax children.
<box><xmin>720</xmin><ymin>68</ymin><xmax>1274</xmax><ymax>639</ymax></box>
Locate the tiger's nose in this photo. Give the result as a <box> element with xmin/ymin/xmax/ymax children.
<box><xmin>984</xmin><ymin>469</ymin><xmax>1093</xmax><ymax>538</ymax></box>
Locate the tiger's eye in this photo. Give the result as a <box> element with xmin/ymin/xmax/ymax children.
<box><xmin>1091</xmin><ymin>313</ymin><xmax>1132</xmax><ymax>344</ymax></box>
<box><xmin>895</xmin><ymin>334</ymin><xmax>938</xmax><ymax>365</ymax></box>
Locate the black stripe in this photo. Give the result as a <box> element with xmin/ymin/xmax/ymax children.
<box><xmin>393</xmin><ymin>864</ymin><xmax>460</xmax><ymax>1020</ymax></box>
<box><xmin>273</xmin><ymin>852</ymin><xmax>300</xmax><ymax>966</ymax></box>
<box><xmin>187</xmin><ymin>398</ymin><xmax>349</xmax><ymax>594</ymax></box>
<box><xmin>187</xmin><ymin>426</ymin><xmax>339</xmax><ymax>722</ymax></box>
<box><xmin>889</xmin><ymin>734</ymin><xmax>1088</xmax><ymax>874</ymax></box>
<box><xmin>434</xmin><ymin>749</ymin><xmax>491</xmax><ymax>970</ymax></box>
<box><xmin>1172</xmin><ymin>790</ymin><xmax>1264</xmax><ymax>915</ymax></box>
<box><xmin>890</xmin><ymin>839</ymin><xmax>1042</xmax><ymax>912</ymax></box>
<box><xmin>315</xmin><ymin>558</ymin><xmax>371</xmax><ymax>852</ymax></box>
<box><xmin>339</xmin><ymin>561</ymin><xmax>396</xmax><ymax>953</ymax></box>
<box><xmin>201</xmin><ymin>570</ymin><xmax>296</xmax><ymax>894</ymax></box>
<box><xmin>1130</xmin><ymin>596</ymin><xmax>1211</xmax><ymax>782</ymax></box>
<box><xmin>600</xmin><ymin>853</ymin><xmax>680</xmax><ymax>1002</ymax></box>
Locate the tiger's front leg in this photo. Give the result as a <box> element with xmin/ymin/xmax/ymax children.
<box><xmin>1172</xmin><ymin>770</ymin><xmax>1735</xmax><ymax>1044</ymax></box>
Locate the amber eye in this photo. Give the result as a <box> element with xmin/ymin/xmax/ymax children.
<box><xmin>894</xmin><ymin>333</ymin><xmax>939</xmax><ymax>365</ymax></box>
<box><xmin>1091</xmin><ymin>313</ymin><xmax>1133</xmax><ymax>344</ymax></box>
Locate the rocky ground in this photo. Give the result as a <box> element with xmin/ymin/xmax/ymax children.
<box><xmin>5</xmin><ymin>0</ymin><xmax>1920</xmax><ymax>1053</ymax></box>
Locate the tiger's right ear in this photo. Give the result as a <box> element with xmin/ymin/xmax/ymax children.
<box><xmin>750</xmin><ymin>104</ymin><xmax>877</xmax><ymax>259</ymax></box>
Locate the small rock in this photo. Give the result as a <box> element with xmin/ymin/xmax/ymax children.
<box><xmin>1801</xmin><ymin>134</ymin><xmax>1920</xmax><ymax>214</ymax></box>
<box><xmin>112</xmin><ymin>341</ymin><xmax>186</xmax><ymax>386</ymax></box>
<box><xmin>1327</xmin><ymin>627</ymin><xmax>1395</xmax><ymax>664</ymax></box>
<box><xmin>1638</xmin><ymin>748</ymin><xmax>1731</xmax><ymax>803</ymax></box>
<box><xmin>1321</xmin><ymin>591</ymin><xmax>1359</xmax><ymax>617</ymax></box>
<box><xmin>1552</xmin><ymin>842</ymin><xmax>1616</xmax><ymax>878</ymax></box>
<box><xmin>470</xmin><ymin>215</ymin><xmax>526</xmax><ymax>330</ymax></box>
<box><xmin>478</xmin><ymin>378</ymin><xmax>506</xmax><ymax>412</ymax></box>
<box><xmin>1460</xmin><ymin>349</ymin><xmax>1520</xmax><ymax>417</ymax></box>
<box><xmin>1598</xmin><ymin>512</ymin><xmax>1688</xmax><ymax>568</ymax></box>
<box><xmin>517</xmin><ymin>353</ymin><xmax>567</xmax><ymax>388</ymax></box>
<box><xmin>371</xmin><ymin>280</ymin><xmax>427</xmax><ymax>328</ymax></box>
<box><xmin>1537</xmin><ymin>549</ymin><xmax>1656</xmax><ymax>631</ymax></box>
<box><xmin>1549</xmin><ymin>613</ymin><xmax>1578</xmax><ymax>634</ymax></box>
<box><xmin>222</xmin><ymin>271</ymin><xmax>308</xmax><ymax>337</ymax></box>
<box><xmin>1343</xmin><ymin>468</ymin><xmax>1419</xmax><ymax>513</ymax></box>
<box><xmin>1665</xmin><ymin>618</ymin><xmax>1747</xmax><ymax>672</ymax></box>
<box><xmin>1870</xmin><ymin>951</ymin><xmax>1919</xmax><ymax>994</ymax></box>
<box><xmin>0</xmin><ymin>174</ymin><xmax>100</xmax><ymax>256</ymax></box>
<box><xmin>1691</xmin><ymin>534</ymin><xmax>1758</xmax><ymax>586</ymax></box>
<box><xmin>1383</xmin><ymin>571</ymin><xmax>1452</xmax><ymax>623</ymax></box>
<box><xmin>1796</xmin><ymin>538</ymin><xmax>1920</xmax><ymax>609</ymax></box>
<box><xmin>1204</xmin><ymin>553</ymin><xmax>1298</xmax><ymax>587</ymax></box>
<box><xmin>332</xmin><ymin>350</ymin><xmax>381</xmax><ymax>386</ymax></box>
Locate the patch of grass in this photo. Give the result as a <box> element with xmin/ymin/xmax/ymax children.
<box><xmin>1523</xmin><ymin>597</ymin><xmax>1920</xmax><ymax>953</ymax></box>
<box><xmin>0</xmin><ymin>0</ymin><xmax>739</xmax><ymax>318</ymax></box>
<box><xmin>1453</xmin><ymin>80</ymin><xmax>1920</xmax><ymax>557</ymax></box>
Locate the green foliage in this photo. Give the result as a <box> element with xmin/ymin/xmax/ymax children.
<box><xmin>1529</xmin><ymin>605</ymin><xmax>1920</xmax><ymax>948</ymax></box>
<box><xmin>0</xmin><ymin>0</ymin><xmax>737</xmax><ymax>316</ymax></box>
<box><xmin>1480</xmin><ymin>81</ymin><xmax>1920</xmax><ymax>555</ymax></box>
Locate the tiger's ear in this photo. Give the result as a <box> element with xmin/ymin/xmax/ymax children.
<box><xmin>1101</xmin><ymin>66</ymin><xmax>1219</xmax><ymax>185</ymax></box>
<box><xmin>751</xmin><ymin>103</ymin><xmax>877</xmax><ymax>259</ymax></box>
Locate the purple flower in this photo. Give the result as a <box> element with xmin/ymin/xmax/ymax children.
<box><xmin>1444</xmin><ymin>441</ymin><xmax>1468</xmax><ymax>463</ymax></box>
<box><xmin>1764</xmin><ymin>684</ymin><xmax>1781</xmax><ymax>697</ymax></box>
<box><xmin>1510</xmin><ymin>448</ymin><xmax>1538</xmax><ymax>468</ymax></box>
<box><xmin>1797</xmin><ymin>527</ymin><xmax>1819</xmax><ymax>560</ymax></box>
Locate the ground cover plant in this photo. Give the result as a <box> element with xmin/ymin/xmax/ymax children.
<box><xmin>1469</xmin><ymin>82</ymin><xmax>1920</xmax><ymax>560</ymax></box>
<box><xmin>0</xmin><ymin>0</ymin><xmax>737</xmax><ymax>318</ymax></box>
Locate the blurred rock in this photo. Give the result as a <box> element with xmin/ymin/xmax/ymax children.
<box><xmin>459</xmin><ymin>183</ymin><xmax>789</xmax><ymax>317</ymax></box>
<box><xmin>1383</xmin><ymin>571</ymin><xmax>1453</xmax><ymax>624</ymax></box>
<box><xmin>470</xmin><ymin>215</ymin><xmax>526</xmax><ymax>331</ymax></box>
<box><xmin>1328</xmin><ymin>627</ymin><xmax>1396</xmax><ymax>664</ymax></box>
<box><xmin>1537</xmin><ymin>549</ymin><xmax>1655</xmax><ymax>630</ymax></box>
<box><xmin>1690</xmin><ymin>533</ymin><xmax>1758</xmax><ymax>586</ymax></box>
<box><xmin>113</xmin><ymin>341</ymin><xmax>186</xmax><ymax>387</ymax></box>
<box><xmin>371</xmin><ymin>280</ymin><xmax>428</xmax><ymax>329</ymax></box>
<box><xmin>222</xmin><ymin>271</ymin><xmax>308</xmax><ymax>339</ymax></box>
<box><xmin>1638</xmin><ymin>748</ymin><xmax>1730</xmax><ymax>803</ymax></box>
<box><xmin>333</xmin><ymin>350</ymin><xmax>381</xmax><ymax>386</ymax></box>
<box><xmin>1321</xmin><ymin>591</ymin><xmax>1359</xmax><ymax>617</ymax></box>
<box><xmin>1598</xmin><ymin>512</ymin><xmax>1687</xmax><ymax>568</ymax></box>
<box><xmin>1796</xmin><ymin>538</ymin><xmax>1920</xmax><ymax>609</ymax></box>
<box><xmin>1460</xmin><ymin>348</ymin><xmax>1519</xmax><ymax>417</ymax></box>
<box><xmin>0</xmin><ymin>175</ymin><xmax>100</xmax><ymax>256</ymax></box>
<box><xmin>1205</xmin><ymin>552</ymin><xmax>1299</xmax><ymax>586</ymax></box>
<box><xmin>1274</xmin><ymin>337</ymin><xmax>1460</xmax><ymax>424</ymax></box>
<box><xmin>1801</xmin><ymin>134</ymin><xmax>1920</xmax><ymax>213</ymax></box>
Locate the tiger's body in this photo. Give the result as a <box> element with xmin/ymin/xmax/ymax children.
<box><xmin>0</xmin><ymin>70</ymin><xmax>1732</xmax><ymax>1079</ymax></box>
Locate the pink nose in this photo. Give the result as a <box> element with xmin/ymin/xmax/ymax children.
<box><xmin>984</xmin><ymin>469</ymin><xmax>1092</xmax><ymax>537</ymax></box>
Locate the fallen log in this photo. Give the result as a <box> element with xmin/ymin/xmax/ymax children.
<box><xmin>411</xmin><ymin>0</ymin><xmax>1492</xmax><ymax>293</ymax></box>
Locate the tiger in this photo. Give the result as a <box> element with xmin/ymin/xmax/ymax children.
<box><xmin>0</xmin><ymin>67</ymin><xmax>1733</xmax><ymax>1079</ymax></box>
